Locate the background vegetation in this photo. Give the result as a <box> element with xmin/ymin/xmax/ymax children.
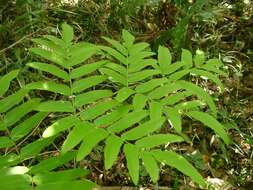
<box><xmin>0</xmin><ymin>0</ymin><xmax>252</xmax><ymax>189</ymax></box>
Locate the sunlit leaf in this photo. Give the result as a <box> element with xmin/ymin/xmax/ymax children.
<box><xmin>141</xmin><ymin>152</ymin><xmax>159</xmax><ymax>183</ymax></box>
<box><xmin>35</xmin><ymin>100</ymin><xmax>74</xmax><ymax>112</ymax></box>
<box><xmin>158</xmin><ymin>46</ymin><xmax>172</xmax><ymax>74</ymax></box>
<box><xmin>187</xmin><ymin>111</ymin><xmax>230</xmax><ymax>144</ymax></box>
<box><xmin>25</xmin><ymin>81</ymin><xmax>71</xmax><ymax>96</ymax></box>
<box><xmin>43</xmin><ymin>116</ymin><xmax>79</xmax><ymax>138</ymax></box>
<box><xmin>153</xmin><ymin>150</ymin><xmax>206</xmax><ymax>187</ymax></box>
<box><xmin>75</xmin><ymin>90</ymin><xmax>112</xmax><ymax>108</ymax></box>
<box><xmin>123</xmin><ymin>144</ymin><xmax>139</xmax><ymax>185</ymax></box>
<box><xmin>0</xmin><ymin>70</ymin><xmax>19</xmax><ymax>96</ymax></box>
<box><xmin>108</xmin><ymin>110</ymin><xmax>148</xmax><ymax>133</ymax></box>
<box><xmin>136</xmin><ymin>134</ymin><xmax>185</xmax><ymax>148</ymax></box>
<box><xmin>122</xmin><ymin>117</ymin><xmax>165</xmax><ymax>140</ymax></box>
<box><xmin>27</xmin><ymin>62</ymin><xmax>69</xmax><ymax>80</ymax></box>
<box><xmin>104</xmin><ymin>135</ymin><xmax>123</xmax><ymax>170</ymax></box>
<box><xmin>77</xmin><ymin>128</ymin><xmax>108</xmax><ymax>161</ymax></box>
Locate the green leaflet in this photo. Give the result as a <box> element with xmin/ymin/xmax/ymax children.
<box><xmin>194</xmin><ymin>50</ymin><xmax>205</xmax><ymax>67</ymax></box>
<box><xmin>94</xmin><ymin>105</ymin><xmax>131</xmax><ymax>127</ymax></box>
<box><xmin>165</xmin><ymin>61</ymin><xmax>187</xmax><ymax>75</ymax></box>
<box><xmin>80</xmin><ymin>99</ymin><xmax>119</xmax><ymax>120</ymax></box>
<box><xmin>158</xmin><ymin>46</ymin><xmax>172</xmax><ymax>75</ymax></box>
<box><xmin>104</xmin><ymin>135</ymin><xmax>123</xmax><ymax>170</ymax></box>
<box><xmin>33</xmin><ymin>168</ymin><xmax>89</xmax><ymax>185</ymax></box>
<box><xmin>99</xmin><ymin>68</ymin><xmax>126</xmax><ymax>85</ymax></box>
<box><xmin>201</xmin><ymin>64</ymin><xmax>227</xmax><ymax>76</ymax></box>
<box><xmin>136</xmin><ymin>134</ymin><xmax>185</xmax><ymax>149</ymax></box>
<box><xmin>77</xmin><ymin>128</ymin><xmax>108</xmax><ymax>161</ymax></box>
<box><xmin>27</xmin><ymin>62</ymin><xmax>69</xmax><ymax>80</ymax></box>
<box><xmin>148</xmin><ymin>83</ymin><xmax>179</xmax><ymax>100</ymax></box>
<box><xmin>149</xmin><ymin>100</ymin><xmax>163</xmax><ymax>119</ymax></box>
<box><xmin>70</xmin><ymin>42</ymin><xmax>96</xmax><ymax>55</ymax></box>
<box><xmin>0</xmin><ymin>69</ymin><xmax>19</xmax><ymax>96</ymax></box>
<box><xmin>161</xmin><ymin>91</ymin><xmax>192</xmax><ymax>106</ymax></box>
<box><xmin>72</xmin><ymin>75</ymin><xmax>107</xmax><ymax>93</ymax></box>
<box><xmin>0</xmin><ymin>174</ymin><xmax>32</xmax><ymax>190</ymax></box>
<box><xmin>43</xmin><ymin>116</ymin><xmax>79</xmax><ymax>138</ymax></box>
<box><xmin>141</xmin><ymin>152</ymin><xmax>159</xmax><ymax>183</ymax></box>
<box><xmin>122</xmin><ymin>117</ymin><xmax>165</xmax><ymax>141</ymax></box>
<box><xmin>35</xmin><ymin>180</ymin><xmax>95</xmax><ymax>190</ymax></box>
<box><xmin>70</xmin><ymin>60</ymin><xmax>108</xmax><ymax>79</ymax></box>
<box><xmin>135</xmin><ymin>78</ymin><xmax>168</xmax><ymax>93</ymax></box>
<box><xmin>11</xmin><ymin>112</ymin><xmax>48</xmax><ymax>141</ymax></box>
<box><xmin>100</xmin><ymin>46</ymin><xmax>127</xmax><ymax>65</ymax></box>
<box><xmin>105</xmin><ymin>62</ymin><xmax>127</xmax><ymax>76</ymax></box>
<box><xmin>108</xmin><ymin>110</ymin><xmax>148</xmax><ymax>133</ymax></box>
<box><xmin>206</xmin><ymin>58</ymin><xmax>223</xmax><ymax>67</ymax></box>
<box><xmin>68</xmin><ymin>46</ymin><xmax>98</xmax><ymax>67</ymax></box>
<box><xmin>181</xmin><ymin>49</ymin><xmax>192</xmax><ymax>68</ymax></box>
<box><xmin>35</xmin><ymin>100</ymin><xmax>74</xmax><ymax>112</ymax></box>
<box><xmin>29</xmin><ymin>48</ymin><xmax>67</xmax><ymax>68</ymax></box>
<box><xmin>175</xmin><ymin>100</ymin><xmax>206</xmax><ymax>112</ymax></box>
<box><xmin>25</xmin><ymin>81</ymin><xmax>71</xmax><ymax>96</ymax></box>
<box><xmin>30</xmin><ymin>151</ymin><xmax>76</xmax><ymax>174</ymax></box>
<box><xmin>62</xmin><ymin>122</ymin><xmax>94</xmax><ymax>153</ymax></box>
<box><xmin>0</xmin><ymin>166</ymin><xmax>29</xmax><ymax>175</ymax></box>
<box><xmin>190</xmin><ymin>69</ymin><xmax>224</xmax><ymax>91</ymax></box>
<box><xmin>20</xmin><ymin>138</ymin><xmax>54</xmax><ymax>159</ymax></box>
<box><xmin>0</xmin><ymin>137</ymin><xmax>14</xmax><ymax>148</ymax></box>
<box><xmin>129</xmin><ymin>42</ymin><xmax>149</xmax><ymax>55</ymax></box>
<box><xmin>0</xmin><ymin>88</ymin><xmax>29</xmax><ymax>113</ymax></box>
<box><xmin>128</xmin><ymin>52</ymin><xmax>155</xmax><ymax>65</ymax></box>
<box><xmin>115</xmin><ymin>87</ymin><xmax>135</xmax><ymax>102</ymax></box>
<box><xmin>166</xmin><ymin>107</ymin><xmax>182</xmax><ymax>133</ymax></box>
<box><xmin>0</xmin><ymin>154</ymin><xmax>20</xmax><ymax>169</ymax></box>
<box><xmin>44</xmin><ymin>35</ymin><xmax>66</xmax><ymax>47</ymax></box>
<box><xmin>128</xmin><ymin>59</ymin><xmax>157</xmax><ymax>73</ymax></box>
<box><xmin>102</xmin><ymin>36</ymin><xmax>128</xmax><ymax>56</ymax></box>
<box><xmin>31</xmin><ymin>38</ymin><xmax>65</xmax><ymax>57</ymax></box>
<box><xmin>177</xmin><ymin>80</ymin><xmax>217</xmax><ymax>115</ymax></box>
<box><xmin>123</xmin><ymin>144</ymin><xmax>139</xmax><ymax>185</ymax></box>
<box><xmin>61</xmin><ymin>23</ymin><xmax>73</xmax><ymax>45</ymax></box>
<box><xmin>128</xmin><ymin>70</ymin><xmax>160</xmax><ymax>83</ymax></box>
<box><xmin>153</xmin><ymin>150</ymin><xmax>207</xmax><ymax>187</ymax></box>
<box><xmin>187</xmin><ymin>111</ymin><xmax>230</xmax><ymax>144</ymax></box>
<box><xmin>133</xmin><ymin>94</ymin><xmax>147</xmax><ymax>111</ymax></box>
<box><xmin>122</xmin><ymin>30</ymin><xmax>135</xmax><ymax>48</ymax></box>
<box><xmin>3</xmin><ymin>98</ymin><xmax>41</xmax><ymax>127</ymax></box>
<box><xmin>75</xmin><ymin>90</ymin><xmax>113</xmax><ymax>108</ymax></box>
<box><xmin>169</xmin><ymin>69</ymin><xmax>191</xmax><ymax>81</ymax></box>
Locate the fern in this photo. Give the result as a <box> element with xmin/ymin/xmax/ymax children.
<box><xmin>0</xmin><ymin>23</ymin><xmax>231</xmax><ymax>189</ymax></box>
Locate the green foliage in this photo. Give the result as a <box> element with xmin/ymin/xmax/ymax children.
<box><xmin>0</xmin><ymin>23</ymin><xmax>230</xmax><ymax>189</ymax></box>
